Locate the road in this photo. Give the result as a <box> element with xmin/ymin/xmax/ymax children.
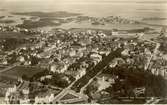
<box><xmin>53</xmin><ymin>79</ymin><xmax>82</xmax><ymax>103</ymax></box>
<box><xmin>71</xmin><ymin>48</ymin><xmax>123</xmax><ymax>92</ymax></box>
<box><xmin>47</xmin><ymin>37</ymin><xmax>161</xmax><ymax>103</ymax></box>
<box><xmin>53</xmin><ymin>48</ymin><xmax>123</xmax><ymax>103</ymax></box>
<box><xmin>145</xmin><ymin>97</ymin><xmax>161</xmax><ymax>104</ymax></box>
<box><xmin>0</xmin><ymin>62</ymin><xmax>21</xmax><ymax>81</ymax></box>
<box><xmin>144</xmin><ymin>40</ymin><xmax>160</xmax><ymax>70</ymax></box>
<box><xmin>80</xmin><ymin>66</ymin><xmax>107</xmax><ymax>93</ymax></box>
<box><xmin>0</xmin><ymin>63</ymin><xmax>20</xmax><ymax>73</ymax></box>
<box><xmin>53</xmin><ymin>89</ymin><xmax>87</xmax><ymax>104</ymax></box>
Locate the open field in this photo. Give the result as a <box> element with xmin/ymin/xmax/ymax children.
<box><xmin>2</xmin><ymin>66</ymin><xmax>45</xmax><ymax>78</ymax></box>
<box><xmin>0</xmin><ymin>75</ymin><xmax>18</xmax><ymax>89</ymax></box>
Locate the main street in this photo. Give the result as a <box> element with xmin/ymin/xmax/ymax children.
<box><xmin>138</xmin><ymin>33</ymin><xmax>161</xmax><ymax>71</ymax></box>
<box><xmin>53</xmin><ymin>48</ymin><xmax>123</xmax><ymax>103</ymax></box>
<box><xmin>144</xmin><ymin>42</ymin><xmax>160</xmax><ymax>70</ymax></box>
<box><xmin>80</xmin><ymin>66</ymin><xmax>107</xmax><ymax>93</ymax></box>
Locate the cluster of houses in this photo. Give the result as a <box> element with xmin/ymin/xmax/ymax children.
<box><xmin>1</xmin><ymin>22</ymin><xmax>167</xmax><ymax>104</ymax></box>
<box><xmin>149</xmin><ymin>53</ymin><xmax>167</xmax><ymax>79</ymax></box>
<box><xmin>5</xmin><ymin>79</ymin><xmax>30</xmax><ymax>104</ymax></box>
<box><xmin>0</xmin><ymin>25</ymin><xmax>41</xmax><ymax>34</ymax></box>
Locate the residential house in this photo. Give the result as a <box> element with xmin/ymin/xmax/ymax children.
<box><xmin>121</xmin><ymin>49</ymin><xmax>130</xmax><ymax>56</ymax></box>
<box><xmin>40</xmin><ymin>75</ymin><xmax>52</xmax><ymax>81</ymax></box>
<box><xmin>89</xmin><ymin>53</ymin><xmax>102</xmax><ymax>65</ymax></box>
<box><xmin>35</xmin><ymin>94</ymin><xmax>54</xmax><ymax>104</ymax></box>
<box><xmin>65</xmin><ymin>68</ymin><xmax>86</xmax><ymax>80</ymax></box>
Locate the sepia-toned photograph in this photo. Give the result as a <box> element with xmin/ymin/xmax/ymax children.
<box><xmin>0</xmin><ymin>0</ymin><xmax>167</xmax><ymax>104</ymax></box>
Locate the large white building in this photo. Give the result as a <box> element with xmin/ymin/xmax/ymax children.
<box><xmin>50</xmin><ymin>61</ymin><xmax>67</xmax><ymax>73</ymax></box>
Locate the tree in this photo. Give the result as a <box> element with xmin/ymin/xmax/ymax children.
<box><xmin>22</xmin><ymin>74</ymin><xmax>29</xmax><ymax>80</ymax></box>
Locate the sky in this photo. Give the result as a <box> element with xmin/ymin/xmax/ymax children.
<box><xmin>0</xmin><ymin>0</ymin><xmax>167</xmax><ymax>21</ymax></box>
<box><xmin>0</xmin><ymin>0</ymin><xmax>166</xmax><ymax>8</ymax></box>
<box><xmin>2</xmin><ymin>0</ymin><xmax>167</xmax><ymax>4</ymax></box>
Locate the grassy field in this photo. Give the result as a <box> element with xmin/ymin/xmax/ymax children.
<box><xmin>3</xmin><ymin>66</ymin><xmax>45</xmax><ymax>78</ymax></box>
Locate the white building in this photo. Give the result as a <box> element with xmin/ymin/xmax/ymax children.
<box><xmin>90</xmin><ymin>53</ymin><xmax>102</xmax><ymax>65</ymax></box>
<box><xmin>65</xmin><ymin>68</ymin><xmax>86</xmax><ymax>80</ymax></box>
<box><xmin>121</xmin><ymin>49</ymin><xmax>130</xmax><ymax>56</ymax></box>
<box><xmin>35</xmin><ymin>94</ymin><xmax>54</xmax><ymax>104</ymax></box>
<box><xmin>50</xmin><ymin>62</ymin><xmax>67</xmax><ymax>73</ymax></box>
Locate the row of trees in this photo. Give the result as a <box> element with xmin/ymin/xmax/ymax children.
<box><xmin>103</xmin><ymin>65</ymin><xmax>167</xmax><ymax>98</ymax></box>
